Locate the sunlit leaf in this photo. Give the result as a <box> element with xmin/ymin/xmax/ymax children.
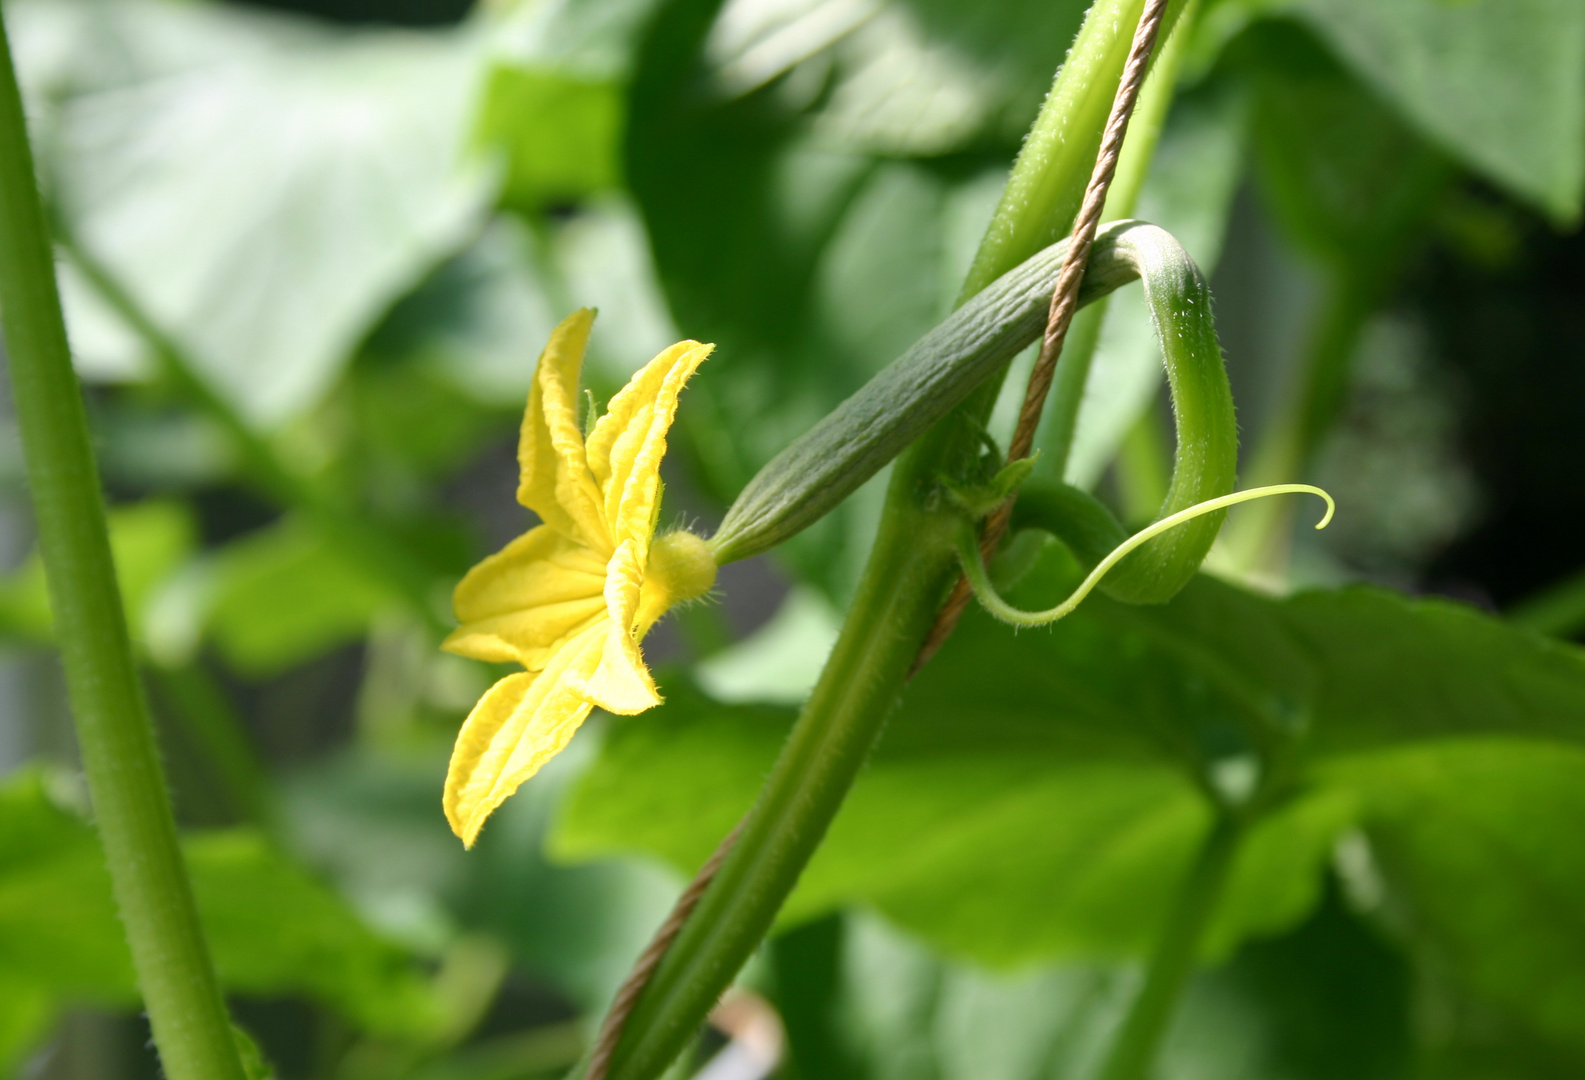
<box><xmin>35</xmin><ymin>0</ymin><xmax>495</xmax><ymax>425</ymax></box>
<box><xmin>475</xmin><ymin>66</ymin><xmax>622</xmax><ymax>209</ymax></box>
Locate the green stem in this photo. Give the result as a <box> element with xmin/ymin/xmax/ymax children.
<box><xmin>1217</xmin><ymin>274</ymin><xmax>1372</xmax><ymax>581</ymax></box>
<box><xmin>0</xmin><ymin>16</ymin><xmax>245</xmax><ymax>1080</ymax></box>
<box><xmin>1097</xmin><ymin>813</ymin><xmax>1242</xmax><ymax>1080</ymax></box>
<box><xmin>153</xmin><ymin>662</ymin><xmax>272</xmax><ymax>828</ymax></box>
<box><xmin>58</xmin><ymin>237</ymin><xmax>447</xmax><ymax>635</ymax></box>
<box><xmin>606</xmin><ymin>462</ymin><xmax>959</xmax><ymax>1080</ymax></box>
<box><xmin>595</xmin><ymin>3</ymin><xmax>1192</xmax><ymax>1078</ymax></box>
<box><xmin>960</xmin><ymin>0</ymin><xmax>1189</xmax><ymax>302</ymax></box>
<box><xmin>1508</xmin><ymin>569</ymin><xmax>1585</xmax><ymax>638</ymax></box>
<box><xmin>1037</xmin><ymin>0</ymin><xmax>1196</xmax><ymax>480</ymax></box>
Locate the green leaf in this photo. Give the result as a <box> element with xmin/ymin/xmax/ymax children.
<box><xmin>0</xmin><ymin>975</ymin><xmax>53</xmax><ymax>1078</ymax></box>
<box><xmin>368</xmin><ymin>200</ymin><xmax>681</xmax><ymax>410</ymax></box>
<box><xmin>488</xmin><ymin>0</ymin><xmax>663</xmax><ymax>80</ymax></box>
<box><xmin>771</xmin><ymin>890</ymin><xmax>1413</xmax><ymax>1080</ymax></box>
<box><xmin>626</xmin><ymin>0</ymin><xmax>1058</xmax><ymax>598</ymax></box>
<box><xmin>1322</xmin><ymin>739</ymin><xmax>1585</xmax><ymax>1053</ymax></box>
<box><xmin>557</xmin><ymin>679</ymin><xmax>1353</xmax><ymax>966</ymax></box>
<box><xmin>548</xmin><ymin>195</ymin><xmax>689</xmax><ymax>388</ymax></box>
<box><xmin>0</xmin><ymin>774</ymin><xmax>134</xmax><ymax>1001</ymax></box>
<box><xmin>458</xmin><ymin>733</ymin><xmax>682</xmax><ymax>1015</ymax></box>
<box><xmin>695</xmin><ymin>586</ymin><xmax>844</xmax><ymax>706</ymax></box>
<box><xmin>474</xmin><ymin>66</ymin><xmax>622</xmax><ymax>209</ymax></box>
<box><xmin>1238</xmin><ymin>19</ymin><xmax>1451</xmax><ymax>274</ymax></box>
<box><xmin>364</xmin><ymin>216</ymin><xmax>560</xmax><ymax>409</ymax></box>
<box><xmin>888</xmin><ymin>0</ymin><xmax>1091</xmax><ymax>132</ymax></box>
<box><xmin>1285</xmin><ymin>0</ymin><xmax>1585</xmax><ymax>225</ymax></box>
<box><xmin>188</xmin><ymin>830</ymin><xmax>442</xmax><ymax>1035</ymax></box>
<box><xmin>277</xmin><ymin>739</ymin><xmax>681</xmax><ymax>1016</ymax></box>
<box><xmin>704</xmin><ymin>0</ymin><xmax>1089</xmax><ymax>156</ymax></box>
<box><xmin>558</xmin><ymin>543</ymin><xmax>1585</xmax><ymax>977</ymax></box>
<box><xmin>0</xmin><ymin>769</ymin><xmax>440</xmax><ymax>1036</ymax></box>
<box><xmin>805</xmin><ymin>1</ymin><xmax>1079</xmax><ymax>156</ymax></box>
<box><xmin>628</xmin><ymin>90</ymin><xmax>1010</xmax><ymax>595</ymax></box>
<box><xmin>33</xmin><ymin>0</ymin><xmax>494</xmax><ymax>425</ymax></box>
<box><xmin>1182</xmin><ymin>886</ymin><xmax>1411</xmax><ymax>1080</ymax></box>
<box><xmin>208</xmin><ymin>517</ymin><xmax>397</xmax><ymax>675</ymax></box>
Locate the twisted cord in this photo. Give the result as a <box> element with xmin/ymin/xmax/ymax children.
<box><xmin>585</xmin><ymin>819</ymin><xmax>746</xmax><ymax>1080</ymax></box>
<box><xmin>912</xmin><ymin>0</ymin><xmax>1174</xmax><ymax>676</ymax></box>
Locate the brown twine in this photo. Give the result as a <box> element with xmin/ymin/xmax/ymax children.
<box><xmin>585</xmin><ymin>818</ymin><xmax>745</xmax><ymax>1080</ymax></box>
<box><xmin>911</xmin><ymin>0</ymin><xmax>1174</xmax><ymax>676</ymax></box>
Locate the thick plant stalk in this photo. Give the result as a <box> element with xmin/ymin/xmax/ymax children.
<box><xmin>1037</xmin><ymin>0</ymin><xmax>1199</xmax><ymax>481</ymax></box>
<box><xmin>960</xmin><ymin>0</ymin><xmax>1188</xmax><ymax>301</ymax></box>
<box><xmin>1097</xmin><ymin>815</ymin><xmax>1243</xmax><ymax>1080</ymax></box>
<box><xmin>596</xmin><ymin>452</ymin><xmax>962</xmax><ymax>1080</ymax></box>
<box><xmin>0</xmin><ymin>14</ymin><xmax>246</xmax><ymax>1080</ymax></box>
<box><xmin>582</xmin><ymin>3</ymin><xmax>1189</xmax><ymax>1079</ymax></box>
<box><xmin>916</xmin><ymin>0</ymin><xmax>1176</xmax><ymax>671</ymax></box>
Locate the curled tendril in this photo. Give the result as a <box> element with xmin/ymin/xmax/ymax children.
<box><xmin>959</xmin><ymin>484</ymin><xmax>1335</xmax><ymax>627</ymax></box>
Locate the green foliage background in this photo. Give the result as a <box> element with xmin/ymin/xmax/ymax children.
<box><xmin>2</xmin><ymin>0</ymin><xmax>1585</xmax><ymax>1076</ymax></box>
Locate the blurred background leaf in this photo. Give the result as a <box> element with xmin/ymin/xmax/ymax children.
<box><xmin>0</xmin><ymin>769</ymin><xmax>442</xmax><ymax>1040</ymax></box>
<box><xmin>29</xmin><ymin>0</ymin><xmax>497</xmax><ymax>426</ymax></box>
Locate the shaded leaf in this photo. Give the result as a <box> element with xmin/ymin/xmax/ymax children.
<box><xmin>190</xmin><ymin>831</ymin><xmax>442</xmax><ymax>1035</ymax></box>
<box><xmin>1238</xmin><ymin>19</ymin><xmax>1451</xmax><ymax>275</ymax></box>
<box><xmin>773</xmin><ymin>888</ymin><xmax>1412</xmax><ymax>1080</ymax></box>
<box><xmin>0</xmin><ymin>975</ymin><xmax>54</xmax><ymax>1079</ymax></box>
<box><xmin>1287</xmin><ymin>0</ymin><xmax>1585</xmax><ymax>225</ymax></box>
<box><xmin>365</xmin><ymin>217</ymin><xmax>560</xmax><ymax>409</ymax></box>
<box><xmin>278</xmin><ymin>738</ymin><xmax>680</xmax><ymax>1016</ymax></box>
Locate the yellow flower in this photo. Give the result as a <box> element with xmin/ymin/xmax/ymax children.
<box><xmin>441</xmin><ymin>309</ymin><xmax>717</xmax><ymax>847</ymax></box>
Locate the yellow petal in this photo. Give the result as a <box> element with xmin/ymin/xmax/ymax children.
<box><xmin>443</xmin><ymin>629</ymin><xmax>603</xmax><ymax>847</ymax></box>
<box><xmin>567</xmin><ymin>539</ymin><xmax>661</xmax><ymax>715</ymax></box>
<box><xmin>442</xmin><ymin>525</ymin><xmax>607</xmax><ymax>667</ymax></box>
<box><xmin>517</xmin><ymin>310</ymin><xmax>609</xmax><ymax>551</ymax></box>
<box><xmin>586</xmin><ymin>340</ymin><xmax>713</xmax><ymax>554</ymax></box>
